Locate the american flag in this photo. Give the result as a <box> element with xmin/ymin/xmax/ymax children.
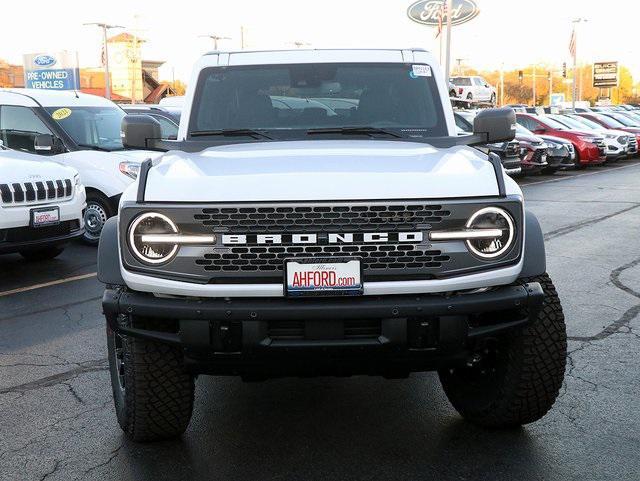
<box><xmin>569</xmin><ymin>28</ymin><xmax>576</xmax><ymax>58</ymax></box>
<box><xmin>435</xmin><ymin>2</ymin><xmax>446</xmax><ymax>39</ymax></box>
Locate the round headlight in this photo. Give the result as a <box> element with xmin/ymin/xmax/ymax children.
<box><xmin>465</xmin><ymin>207</ymin><xmax>515</xmax><ymax>259</ymax></box>
<box><xmin>128</xmin><ymin>212</ymin><xmax>179</xmax><ymax>264</ymax></box>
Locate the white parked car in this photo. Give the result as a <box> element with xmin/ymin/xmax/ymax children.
<box><xmin>0</xmin><ymin>142</ymin><xmax>85</xmax><ymax>260</ymax></box>
<box><xmin>0</xmin><ymin>89</ymin><xmax>160</xmax><ymax>244</ymax></box>
<box><xmin>450</xmin><ymin>76</ymin><xmax>496</xmax><ymax>105</ymax></box>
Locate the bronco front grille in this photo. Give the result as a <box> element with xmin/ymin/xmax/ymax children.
<box><xmin>194</xmin><ymin>203</ymin><xmax>451</xmax><ymax>233</ymax></box>
<box><xmin>196</xmin><ymin>245</ymin><xmax>450</xmax><ymax>273</ymax></box>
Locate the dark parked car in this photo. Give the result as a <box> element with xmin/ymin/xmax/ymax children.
<box><xmin>454</xmin><ymin>111</ymin><xmax>522</xmax><ymax>175</ymax></box>
<box><xmin>514</xmin><ymin>125</ymin><xmax>549</xmax><ymax>174</ymax></box>
<box><xmin>121</xmin><ymin>105</ymin><xmax>181</xmax><ymax>139</ymax></box>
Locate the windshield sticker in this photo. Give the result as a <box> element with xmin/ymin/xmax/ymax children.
<box><xmin>411</xmin><ymin>65</ymin><xmax>432</xmax><ymax>78</ymax></box>
<box><xmin>51</xmin><ymin>108</ymin><xmax>72</xmax><ymax>120</ymax></box>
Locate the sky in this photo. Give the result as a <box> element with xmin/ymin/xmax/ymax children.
<box><xmin>0</xmin><ymin>0</ymin><xmax>636</xmax><ymax>83</ymax></box>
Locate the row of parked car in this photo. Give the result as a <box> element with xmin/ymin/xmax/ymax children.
<box><xmin>455</xmin><ymin>104</ymin><xmax>640</xmax><ymax>176</ymax></box>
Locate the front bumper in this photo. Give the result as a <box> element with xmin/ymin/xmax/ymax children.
<box><xmin>103</xmin><ymin>282</ymin><xmax>544</xmax><ymax>377</ymax></box>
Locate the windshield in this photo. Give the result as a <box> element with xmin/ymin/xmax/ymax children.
<box><xmin>567</xmin><ymin>115</ymin><xmax>601</xmax><ymax>130</ymax></box>
<box><xmin>45</xmin><ymin>106</ymin><xmax>125</xmax><ymax>151</ymax></box>
<box><xmin>606</xmin><ymin>113</ymin><xmax>638</xmax><ymax>127</ymax></box>
<box><xmin>539</xmin><ymin>116</ymin><xmax>571</xmax><ymax>130</ymax></box>
<box><xmin>190</xmin><ymin>63</ymin><xmax>447</xmax><ymax>139</ymax></box>
<box><xmin>516</xmin><ymin>124</ymin><xmax>534</xmax><ymax>136</ymax></box>
<box><xmin>451</xmin><ymin>77</ymin><xmax>472</xmax><ymax>86</ymax></box>
<box><xmin>550</xmin><ymin>115</ymin><xmax>593</xmax><ymax>131</ymax></box>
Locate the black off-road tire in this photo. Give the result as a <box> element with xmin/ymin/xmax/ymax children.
<box><xmin>19</xmin><ymin>245</ymin><xmax>65</xmax><ymax>261</ymax></box>
<box><xmin>107</xmin><ymin>316</ymin><xmax>195</xmax><ymax>442</ymax></box>
<box><xmin>438</xmin><ymin>273</ymin><xmax>567</xmax><ymax>428</ymax></box>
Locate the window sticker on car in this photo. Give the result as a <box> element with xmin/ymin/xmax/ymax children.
<box><xmin>51</xmin><ymin>108</ymin><xmax>72</xmax><ymax>120</ymax></box>
<box><xmin>411</xmin><ymin>65</ymin><xmax>432</xmax><ymax>77</ymax></box>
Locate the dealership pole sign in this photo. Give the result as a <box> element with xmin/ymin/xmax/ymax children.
<box><xmin>407</xmin><ymin>0</ymin><xmax>480</xmax><ymax>26</ymax></box>
<box><xmin>23</xmin><ymin>51</ymin><xmax>80</xmax><ymax>90</ymax></box>
<box><xmin>593</xmin><ymin>62</ymin><xmax>618</xmax><ymax>88</ymax></box>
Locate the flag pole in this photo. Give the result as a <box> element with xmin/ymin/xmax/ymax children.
<box><xmin>444</xmin><ymin>0</ymin><xmax>453</xmax><ymax>83</ymax></box>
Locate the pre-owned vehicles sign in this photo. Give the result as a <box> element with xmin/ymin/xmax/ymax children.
<box><xmin>23</xmin><ymin>51</ymin><xmax>80</xmax><ymax>90</ymax></box>
<box><xmin>407</xmin><ymin>0</ymin><xmax>480</xmax><ymax>26</ymax></box>
<box><xmin>593</xmin><ymin>62</ymin><xmax>618</xmax><ymax>88</ymax></box>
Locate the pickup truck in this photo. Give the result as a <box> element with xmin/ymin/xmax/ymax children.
<box><xmin>98</xmin><ymin>48</ymin><xmax>567</xmax><ymax>441</ymax></box>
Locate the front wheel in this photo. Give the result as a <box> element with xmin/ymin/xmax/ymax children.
<box><xmin>107</xmin><ymin>316</ymin><xmax>195</xmax><ymax>442</ymax></box>
<box><xmin>438</xmin><ymin>273</ymin><xmax>567</xmax><ymax>428</ymax></box>
<box><xmin>83</xmin><ymin>192</ymin><xmax>112</xmax><ymax>245</ymax></box>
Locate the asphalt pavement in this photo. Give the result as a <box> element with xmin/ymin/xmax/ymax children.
<box><xmin>1</xmin><ymin>161</ymin><xmax>639</xmax><ymax>481</ymax></box>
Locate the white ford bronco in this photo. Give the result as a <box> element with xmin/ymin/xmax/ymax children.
<box><xmin>98</xmin><ymin>49</ymin><xmax>567</xmax><ymax>442</ymax></box>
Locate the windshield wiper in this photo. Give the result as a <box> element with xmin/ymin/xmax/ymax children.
<box><xmin>307</xmin><ymin>126</ymin><xmax>402</xmax><ymax>138</ymax></box>
<box><xmin>190</xmin><ymin>129</ymin><xmax>273</xmax><ymax>140</ymax></box>
<box><xmin>74</xmin><ymin>143</ymin><xmax>113</xmax><ymax>152</ymax></box>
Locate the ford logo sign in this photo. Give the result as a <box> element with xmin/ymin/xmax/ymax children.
<box><xmin>407</xmin><ymin>0</ymin><xmax>480</xmax><ymax>27</ymax></box>
<box><xmin>33</xmin><ymin>55</ymin><xmax>57</xmax><ymax>67</ymax></box>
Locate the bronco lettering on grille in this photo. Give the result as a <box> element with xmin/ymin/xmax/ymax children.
<box><xmin>221</xmin><ymin>232</ymin><xmax>424</xmax><ymax>245</ymax></box>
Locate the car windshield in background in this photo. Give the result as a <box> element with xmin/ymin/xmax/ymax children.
<box><xmin>45</xmin><ymin>106</ymin><xmax>125</xmax><ymax>151</ymax></box>
<box><xmin>451</xmin><ymin>77</ymin><xmax>472</xmax><ymax>86</ymax></box>
<box><xmin>567</xmin><ymin>115</ymin><xmax>602</xmax><ymax>130</ymax></box>
<box><xmin>593</xmin><ymin>114</ymin><xmax>626</xmax><ymax>128</ymax></box>
<box><xmin>540</xmin><ymin>116</ymin><xmax>570</xmax><ymax>130</ymax></box>
<box><xmin>607</xmin><ymin>113</ymin><xmax>639</xmax><ymax>127</ymax></box>
<box><xmin>550</xmin><ymin>115</ymin><xmax>592</xmax><ymax>130</ymax></box>
<box><xmin>516</xmin><ymin>124</ymin><xmax>534</xmax><ymax>135</ymax></box>
<box><xmin>190</xmin><ymin>63</ymin><xmax>447</xmax><ymax>140</ymax></box>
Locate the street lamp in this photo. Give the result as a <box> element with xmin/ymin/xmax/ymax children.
<box><xmin>571</xmin><ymin>18</ymin><xmax>588</xmax><ymax>111</ymax></box>
<box><xmin>83</xmin><ymin>23</ymin><xmax>124</xmax><ymax>100</ymax></box>
<box><xmin>199</xmin><ymin>34</ymin><xmax>232</xmax><ymax>50</ymax></box>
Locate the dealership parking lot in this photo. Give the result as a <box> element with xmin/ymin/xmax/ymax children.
<box><xmin>1</xmin><ymin>161</ymin><xmax>639</xmax><ymax>481</ymax></box>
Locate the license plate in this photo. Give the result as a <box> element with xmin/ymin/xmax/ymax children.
<box><xmin>285</xmin><ymin>257</ymin><xmax>363</xmax><ymax>297</ymax></box>
<box><xmin>31</xmin><ymin>207</ymin><xmax>60</xmax><ymax>227</ymax></box>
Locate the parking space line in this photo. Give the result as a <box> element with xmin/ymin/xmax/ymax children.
<box><xmin>0</xmin><ymin>272</ymin><xmax>98</xmax><ymax>298</ymax></box>
<box><xmin>520</xmin><ymin>162</ymin><xmax>640</xmax><ymax>187</ymax></box>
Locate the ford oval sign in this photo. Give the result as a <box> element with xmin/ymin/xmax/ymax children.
<box><xmin>33</xmin><ymin>55</ymin><xmax>57</xmax><ymax>67</ymax></box>
<box><xmin>407</xmin><ymin>0</ymin><xmax>480</xmax><ymax>27</ymax></box>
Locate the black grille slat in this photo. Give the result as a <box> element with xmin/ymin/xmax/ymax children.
<box><xmin>55</xmin><ymin>180</ymin><xmax>64</xmax><ymax>198</ymax></box>
<box><xmin>64</xmin><ymin>179</ymin><xmax>72</xmax><ymax>197</ymax></box>
<box><xmin>24</xmin><ymin>183</ymin><xmax>36</xmax><ymax>201</ymax></box>
<box><xmin>12</xmin><ymin>183</ymin><xmax>24</xmax><ymax>202</ymax></box>
<box><xmin>46</xmin><ymin>181</ymin><xmax>55</xmax><ymax>199</ymax></box>
<box><xmin>0</xmin><ymin>184</ymin><xmax>11</xmax><ymax>203</ymax></box>
<box><xmin>35</xmin><ymin>182</ymin><xmax>46</xmax><ymax>200</ymax></box>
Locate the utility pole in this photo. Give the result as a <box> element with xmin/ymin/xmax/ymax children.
<box><xmin>444</xmin><ymin>0</ymin><xmax>453</xmax><ymax>83</ymax></box>
<box><xmin>500</xmin><ymin>63</ymin><xmax>504</xmax><ymax>106</ymax></box>
<box><xmin>240</xmin><ymin>26</ymin><xmax>246</xmax><ymax>49</ymax></box>
<box><xmin>199</xmin><ymin>34</ymin><xmax>231</xmax><ymax>50</ymax></box>
<box><xmin>83</xmin><ymin>23</ymin><xmax>124</xmax><ymax>100</ymax></box>
<box><xmin>548</xmin><ymin>70</ymin><xmax>553</xmax><ymax>106</ymax></box>
<box><xmin>532</xmin><ymin>64</ymin><xmax>537</xmax><ymax>106</ymax></box>
<box><xmin>571</xmin><ymin>18</ymin><xmax>588</xmax><ymax>111</ymax></box>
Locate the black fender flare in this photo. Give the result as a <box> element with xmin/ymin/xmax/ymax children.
<box><xmin>97</xmin><ymin>216</ymin><xmax>125</xmax><ymax>285</ymax></box>
<box><xmin>519</xmin><ymin>210</ymin><xmax>546</xmax><ymax>279</ymax></box>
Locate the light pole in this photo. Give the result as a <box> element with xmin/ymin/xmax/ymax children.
<box><xmin>571</xmin><ymin>18</ymin><xmax>588</xmax><ymax>111</ymax></box>
<box><xmin>444</xmin><ymin>0</ymin><xmax>453</xmax><ymax>82</ymax></box>
<box><xmin>83</xmin><ymin>23</ymin><xmax>124</xmax><ymax>100</ymax></box>
<box><xmin>199</xmin><ymin>34</ymin><xmax>231</xmax><ymax>50</ymax></box>
<box><xmin>533</xmin><ymin>64</ymin><xmax>536</xmax><ymax>106</ymax></box>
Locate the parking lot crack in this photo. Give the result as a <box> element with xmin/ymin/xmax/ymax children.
<box><xmin>0</xmin><ymin>358</ymin><xmax>108</xmax><ymax>395</ymax></box>
<box><xmin>544</xmin><ymin>204</ymin><xmax>640</xmax><ymax>241</ymax></box>
<box><xmin>83</xmin><ymin>442</ymin><xmax>125</xmax><ymax>476</ymax></box>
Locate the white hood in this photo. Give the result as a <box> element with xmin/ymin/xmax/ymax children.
<box><xmin>143</xmin><ymin>140</ymin><xmax>502</xmax><ymax>202</ymax></box>
<box><xmin>0</xmin><ymin>149</ymin><xmax>77</xmax><ymax>184</ymax></box>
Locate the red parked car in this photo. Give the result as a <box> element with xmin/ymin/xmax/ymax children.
<box><xmin>515</xmin><ymin>113</ymin><xmax>606</xmax><ymax>167</ymax></box>
<box><xmin>576</xmin><ymin>112</ymin><xmax>640</xmax><ymax>149</ymax></box>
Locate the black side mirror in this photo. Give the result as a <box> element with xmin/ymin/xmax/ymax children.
<box><xmin>121</xmin><ymin>115</ymin><xmax>162</xmax><ymax>150</ymax></box>
<box><xmin>34</xmin><ymin>134</ymin><xmax>54</xmax><ymax>152</ymax></box>
<box><xmin>473</xmin><ymin>107</ymin><xmax>516</xmax><ymax>143</ymax></box>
